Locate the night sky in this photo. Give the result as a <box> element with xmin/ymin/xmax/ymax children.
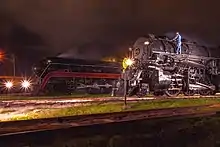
<box><xmin>0</xmin><ymin>0</ymin><xmax>220</xmax><ymax>75</ymax></box>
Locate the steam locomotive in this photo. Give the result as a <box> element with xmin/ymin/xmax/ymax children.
<box><xmin>121</xmin><ymin>34</ymin><xmax>220</xmax><ymax>97</ymax></box>
<box><xmin>32</xmin><ymin>57</ymin><xmax>122</xmax><ymax>95</ymax></box>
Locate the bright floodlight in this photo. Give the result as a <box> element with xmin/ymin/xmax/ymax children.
<box><xmin>21</xmin><ymin>80</ymin><xmax>31</xmax><ymax>89</ymax></box>
<box><xmin>5</xmin><ymin>81</ymin><xmax>13</xmax><ymax>89</ymax></box>
<box><xmin>125</xmin><ymin>58</ymin><xmax>134</xmax><ymax>66</ymax></box>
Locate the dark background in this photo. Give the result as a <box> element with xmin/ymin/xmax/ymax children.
<box><xmin>0</xmin><ymin>0</ymin><xmax>220</xmax><ymax>76</ymax></box>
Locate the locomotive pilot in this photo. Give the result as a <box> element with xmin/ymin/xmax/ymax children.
<box><xmin>171</xmin><ymin>32</ymin><xmax>182</xmax><ymax>54</ymax></box>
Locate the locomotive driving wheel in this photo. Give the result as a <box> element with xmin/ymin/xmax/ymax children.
<box><xmin>165</xmin><ymin>80</ymin><xmax>181</xmax><ymax>97</ymax></box>
<box><xmin>199</xmin><ymin>89</ymin><xmax>212</xmax><ymax>96</ymax></box>
<box><xmin>182</xmin><ymin>79</ymin><xmax>196</xmax><ymax>96</ymax></box>
<box><xmin>198</xmin><ymin>74</ymin><xmax>215</xmax><ymax>96</ymax></box>
<box><xmin>183</xmin><ymin>90</ymin><xmax>196</xmax><ymax>96</ymax></box>
<box><xmin>165</xmin><ymin>88</ymin><xmax>181</xmax><ymax>97</ymax></box>
<box><xmin>136</xmin><ymin>84</ymin><xmax>149</xmax><ymax>98</ymax></box>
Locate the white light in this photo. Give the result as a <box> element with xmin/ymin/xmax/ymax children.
<box><xmin>21</xmin><ymin>80</ymin><xmax>31</xmax><ymax>89</ymax></box>
<box><xmin>125</xmin><ymin>58</ymin><xmax>134</xmax><ymax>66</ymax></box>
<box><xmin>144</xmin><ymin>41</ymin><xmax>149</xmax><ymax>45</ymax></box>
<box><xmin>5</xmin><ymin>81</ymin><xmax>13</xmax><ymax>89</ymax></box>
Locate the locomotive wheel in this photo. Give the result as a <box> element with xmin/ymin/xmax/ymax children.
<box><xmin>182</xmin><ymin>79</ymin><xmax>195</xmax><ymax>96</ymax></box>
<box><xmin>183</xmin><ymin>90</ymin><xmax>196</xmax><ymax>96</ymax></box>
<box><xmin>199</xmin><ymin>89</ymin><xmax>211</xmax><ymax>96</ymax></box>
<box><xmin>136</xmin><ymin>84</ymin><xmax>149</xmax><ymax>98</ymax></box>
<box><xmin>210</xmin><ymin>90</ymin><xmax>216</xmax><ymax>95</ymax></box>
<box><xmin>165</xmin><ymin>89</ymin><xmax>181</xmax><ymax>97</ymax></box>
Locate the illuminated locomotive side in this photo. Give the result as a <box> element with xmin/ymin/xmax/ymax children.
<box><xmin>122</xmin><ymin>34</ymin><xmax>220</xmax><ymax>97</ymax></box>
<box><xmin>32</xmin><ymin>57</ymin><xmax>122</xmax><ymax>95</ymax></box>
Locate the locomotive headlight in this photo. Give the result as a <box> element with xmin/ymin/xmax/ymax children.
<box><xmin>21</xmin><ymin>80</ymin><xmax>31</xmax><ymax>89</ymax></box>
<box><xmin>144</xmin><ymin>41</ymin><xmax>150</xmax><ymax>45</ymax></box>
<box><xmin>5</xmin><ymin>81</ymin><xmax>13</xmax><ymax>89</ymax></box>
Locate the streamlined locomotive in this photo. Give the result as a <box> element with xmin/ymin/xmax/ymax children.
<box><xmin>32</xmin><ymin>57</ymin><xmax>122</xmax><ymax>95</ymax></box>
<box><xmin>121</xmin><ymin>34</ymin><xmax>220</xmax><ymax>97</ymax></box>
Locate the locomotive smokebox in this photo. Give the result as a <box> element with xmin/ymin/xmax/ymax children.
<box><xmin>132</xmin><ymin>37</ymin><xmax>153</xmax><ymax>61</ymax></box>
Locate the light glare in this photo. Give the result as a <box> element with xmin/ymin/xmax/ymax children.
<box><xmin>5</xmin><ymin>81</ymin><xmax>13</xmax><ymax>89</ymax></box>
<box><xmin>125</xmin><ymin>58</ymin><xmax>134</xmax><ymax>66</ymax></box>
<box><xmin>21</xmin><ymin>80</ymin><xmax>31</xmax><ymax>89</ymax></box>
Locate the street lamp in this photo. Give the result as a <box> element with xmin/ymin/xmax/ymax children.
<box><xmin>0</xmin><ymin>52</ymin><xmax>16</xmax><ymax>76</ymax></box>
<box><xmin>124</xmin><ymin>70</ymin><xmax>127</xmax><ymax>106</ymax></box>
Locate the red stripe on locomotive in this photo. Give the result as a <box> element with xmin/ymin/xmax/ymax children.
<box><xmin>40</xmin><ymin>71</ymin><xmax>121</xmax><ymax>89</ymax></box>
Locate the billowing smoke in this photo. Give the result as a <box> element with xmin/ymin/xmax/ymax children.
<box><xmin>57</xmin><ymin>47</ymin><xmax>104</xmax><ymax>60</ymax></box>
<box><xmin>57</xmin><ymin>42</ymin><xmax>120</xmax><ymax>60</ymax></box>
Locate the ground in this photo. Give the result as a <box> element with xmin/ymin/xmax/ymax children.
<box><xmin>1</xmin><ymin>97</ymin><xmax>220</xmax><ymax>121</ymax></box>
<box><xmin>2</xmin><ymin>111</ymin><xmax>220</xmax><ymax>147</ymax></box>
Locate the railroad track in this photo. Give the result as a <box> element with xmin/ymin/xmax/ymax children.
<box><xmin>0</xmin><ymin>104</ymin><xmax>217</xmax><ymax>136</ymax></box>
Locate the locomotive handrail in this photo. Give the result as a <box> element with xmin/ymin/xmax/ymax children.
<box><xmin>153</xmin><ymin>51</ymin><xmax>220</xmax><ymax>60</ymax></box>
<box><xmin>155</xmin><ymin>38</ymin><xmax>203</xmax><ymax>46</ymax></box>
<box><xmin>145</xmin><ymin>34</ymin><xmax>212</xmax><ymax>47</ymax></box>
<box><xmin>39</xmin><ymin>63</ymin><xmax>51</xmax><ymax>81</ymax></box>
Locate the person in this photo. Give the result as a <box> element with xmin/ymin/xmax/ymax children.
<box><xmin>171</xmin><ymin>32</ymin><xmax>182</xmax><ymax>54</ymax></box>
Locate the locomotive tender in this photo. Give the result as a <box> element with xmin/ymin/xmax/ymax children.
<box><xmin>122</xmin><ymin>34</ymin><xmax>220</xmax><ymax>97</ymax></box>
<box><xmin>32</xmin><ymin>57</ymin><xmax>122</xmax><ymax>95</ymax></box>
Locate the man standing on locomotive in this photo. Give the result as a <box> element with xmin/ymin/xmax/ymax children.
<box><xmin>171</xmin><ymin>32</ymin><xmax>182</xmax><ymax>54</ymax></box>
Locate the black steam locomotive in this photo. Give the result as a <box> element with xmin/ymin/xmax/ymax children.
<box><xmin>32</xmin><ymin>57</ymin><xmax>122</xmax><ymax>95</ymax></box>
<box><xmin>121</xmin><ymin>34</ymin><xmax>220</xmax><ymax>97</ymax></box>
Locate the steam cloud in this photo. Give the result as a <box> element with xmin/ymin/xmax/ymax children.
<box><xmin>57</xmin><ymin>48</ymin><xmax>105</xmax><ymax>60</ymax></box>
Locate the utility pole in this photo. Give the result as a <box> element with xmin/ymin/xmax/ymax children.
<box><xmin>11</xmin><ymin>54</ymin><xmax>16</xmax><ymax>76</ymax></box>
<box><xmin>0</xmin><ymin>51</ymin><xmax>16</xmax><ymax>76</ymax></box>
<box><xmin>124</xmin><ymin>70</ymin><xmax>127</xmax><ymax>106</ymax></box>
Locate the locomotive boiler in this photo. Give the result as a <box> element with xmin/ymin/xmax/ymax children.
<box><xmin>32</xmin><ymin>57</ymin><xmax>122</xmax><ymax>95</ymax></box>
<box><xmin>120</xmin><ymin>34</ymin><xmax>220</xmax><ymax>97</ymax></box>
